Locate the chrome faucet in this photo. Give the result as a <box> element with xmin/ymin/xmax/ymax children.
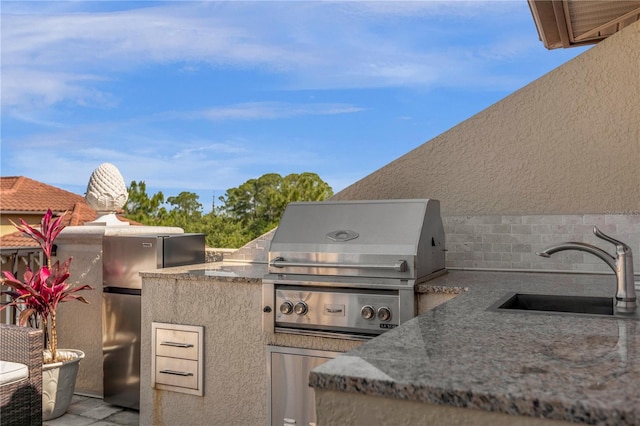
<box><xmin>536</xmin><ymin>226</ymin><xmax>637</xmax><ymax>313</ymax></box>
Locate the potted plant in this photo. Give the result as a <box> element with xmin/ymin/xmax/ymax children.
<box><xmin>1</xmin><ymin>208</ymin><xmax>93</xmax><ymax>420</ymax></box>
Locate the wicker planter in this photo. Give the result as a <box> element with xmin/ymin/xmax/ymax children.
<box><xmin>42</xmin><ymin>349</ymin><xmax>85</xmax><ymax>421</ymax></box>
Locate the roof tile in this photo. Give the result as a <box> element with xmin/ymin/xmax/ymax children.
<box><xmin>1</xmin><ymin>176</ymin><xmax>88</xmax><ymax>212</ymax></box>
<box><xmin>1</xmin><ymin>176</ymin><xmax>141</xmax><ymax>249</ymax></box>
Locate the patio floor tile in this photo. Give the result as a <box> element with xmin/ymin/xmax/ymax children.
<box><xmin>43</xmin><ymin>395</ymin><xmax>139</xmax><ymax>426</ymax></box>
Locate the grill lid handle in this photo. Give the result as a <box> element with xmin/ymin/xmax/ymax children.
<box><xmin>269</xmin><ymin>257</ymin><xmax>408</xmax><ymax>272</ymax></box>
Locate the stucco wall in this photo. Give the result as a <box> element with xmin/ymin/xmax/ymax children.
<box><xmin>315</xmin><ymin>390</ymin><xmax>574</xmax><ymax>426</ymax></box>
<box><xmin>1</xmin><ymin>213</ymin><xmax>42</xmax><ymax>236</ymax></box>
<box><xmin>333</xmin><ymin>20</ymin><xmax>640</xmax><ymax>216</ymax></box>
<box><xmin>140</xmin><ymin>276</ymin><xmax>362</xmax><ymax>426</ymax></box>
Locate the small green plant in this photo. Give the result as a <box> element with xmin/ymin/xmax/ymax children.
<box><xmin>1</xmin><ymin>209</ymin><xmax>93</xmax><ymax>363</ymax></box>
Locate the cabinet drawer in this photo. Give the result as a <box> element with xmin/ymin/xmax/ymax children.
<box><xmin>155</xmin><ymin>328</ymin><xmax>199</xmax><ymax>360</ymax></box>
<box><xmin>155</xmin><ymin>356</ymin><xmax>199</xmax><ymax>389</ymax></box>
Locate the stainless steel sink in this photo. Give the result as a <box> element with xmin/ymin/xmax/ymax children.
<box><xmin>491</xmin><ymin>293</ymin><xmax>640</xmax><ymax>320</ymax></box>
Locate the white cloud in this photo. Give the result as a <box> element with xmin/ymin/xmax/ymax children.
<box><xmin>1</xmin><ymin>1</ymin><xmax>539</xmax><ymax>112</ymax></box>
<box><xmin>197</xmin><ymin>102</ymin><xmax>364</xmax><ymax>121</ymax></box>
<box><xmin>1</xmin><ymin>0</ymin><xmax>580</xmax><ymax>204</ymax></box>
<box><xmin>2</xmin><ymin>69</ymin><xmax>117</xmax><ymax>110</ymax></box>
<box><xmin>172</xmin><ymin>143</ymin><xmax>248</xmax><ymax>159</ymax></box>
<box><xmin>2</xmin><ymin>128</ymin><xmax>326</xmax><ymax>194</ymax></box>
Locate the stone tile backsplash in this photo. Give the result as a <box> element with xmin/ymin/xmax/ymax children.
<box><xmin>443</xmin><ymin>214</ymin><xmax>640</xmax><ymax>274</ymax></box>
<box><xmin>224</xmin><ymin>228</ymin><xmax>274</xmax><ymax>263</ymax></box>
<box><xmin>218</xmin><ymin>214</ymin><xmax>640</xmax><ymax>276</ymax></box>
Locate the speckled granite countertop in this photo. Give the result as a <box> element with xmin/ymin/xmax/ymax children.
<box><xmin>310</xmin><ymin>270</ymin><xmax>640</xmax><ymax>425</ymax></box>
<box><xmin>139</xmin><ymin>262</ymin><xmax>467</xmax><ymax>294</ymax></box>
<box><xmin>139</xmin><ymin>260</ymin><xmax>267</xmax><ymax>283</ymax></box>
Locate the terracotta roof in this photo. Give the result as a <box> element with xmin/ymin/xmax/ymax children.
<box><xmin>1</xmin><ymin>176</ymin><xmax>88</xmax><ymax>213</ymax></box>
<box><xmin>0</xmin><ymin>176</ymin><xmax>141</xmax><ymax>249</ymax></box>
<box><xmin>0</xmin><ymin>232</ymin><xmax>40</xmax><ymax>250</ymax></box>
<box><xmin>67</xmin><ymin>201</ymin><xmax>98</xmax><ymax>225</ymax></box>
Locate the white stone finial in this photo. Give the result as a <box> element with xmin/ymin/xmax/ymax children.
<box><xmin>85</xmin><ymin>163</ymin><xmax>129</xmax><ymax>226</ymax></box>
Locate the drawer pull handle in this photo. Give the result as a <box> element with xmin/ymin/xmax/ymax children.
<box><xmin>160</xmin><ymin>341</ymin><xmax>194</xmax><ymax>348</ymax></box>
<box><xmin>159</xmin><ymin>369</ymin><xmax>194</xmax><ymax>377</ymax></box>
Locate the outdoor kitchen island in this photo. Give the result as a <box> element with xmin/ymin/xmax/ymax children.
<box><xmin>138</xmin><ymin>261</ymin><xmax>362</xmax><ymax>426</ymax></box>
<box><xmin>310</xmin><ymin>270</ymin><xmax>640</xmax><ymax>426</ymax></box>
<box><xmin>137</xmin><ymin>259</ymin><xmax>457</xmax><ymax>425</ymax></box>
<box><xmin>139</xmin><ymin>263</ymin><xmax>639</xmax><ymax>425</ymax></box>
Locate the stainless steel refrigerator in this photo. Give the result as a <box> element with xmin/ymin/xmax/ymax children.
<box><xmin>102</xmin><ymin>233</ymin><xmax>205</xmax><ymax>409</ymax></box>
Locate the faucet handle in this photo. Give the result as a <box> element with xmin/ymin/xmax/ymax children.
<box><xmin>593</xmin><ymin>226</ymin><xmax>631</xmax><ymax>253</ymax></box>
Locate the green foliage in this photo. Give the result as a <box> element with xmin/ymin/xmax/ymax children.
<box><xmin>201</xmin><ymin>214</ymin><xmax>249</xmax><ymax>248</ymax></box>
<box><xmin>217</xmin><ymin>172</ymin><xmax>333</xmax><ymax>236</ymax></box>
<box><xmin>124</xmin><ymin>181</ymin><xmax>167</xmax><ymax>224</ymax></box>
<box><xmin>123</xmin><ymin>173</ymin><xmax>333</xmax><ymax>248</ymax></box>
<box><xmin>163</xmin><ymin>192</ymin><xmax>204</xmax><ymax>231</ymax></box>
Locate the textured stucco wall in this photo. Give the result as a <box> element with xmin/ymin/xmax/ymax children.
<box><xmin>140</xmin><ymin>276</ymin><xmax>361</xmax><ymax>426</ymax></box>
<box><xmin>333</xmin><ymin>20</ymin><xmax>640</xmax><ymax>216</ymax></box>
<box><xmin>316</xmin><ymin>390</ymin><xmax>574</xmax><ymax>426</ymax></box>
<box><xmin>141</xmin><ymin>278</ymin><xmax>267</xmax><ymax>426</ymax></box>
<box><xmin>54</xmin><ymin>231</ymin><xmax>104</xmax><ymax>396</ymax></box>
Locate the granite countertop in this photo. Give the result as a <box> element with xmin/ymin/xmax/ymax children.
<box><xmin>138</xmin><ymin>262</ymin><xmax>466</xmax><ymax>294</ymax></box>
<box><xmin>310</xmin><ymin>270</ymin><xmax>640</xmax><ymax>425</ymax></box>
<box><xmin>139</xmin><ymin>260</ymin><xmax>268</xmax><ymax>283</ymax></box>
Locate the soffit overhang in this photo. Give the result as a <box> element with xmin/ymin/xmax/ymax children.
<box><xmin>528</xmin><ymin>0</ymin><xmax>640</xmax><ymax>49</ymax></box>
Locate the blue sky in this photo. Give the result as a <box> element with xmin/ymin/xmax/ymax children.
<box><xmin>1</xmin><ymin>1</ymin><xmax>589</xmax><ymax>212</ymax></box>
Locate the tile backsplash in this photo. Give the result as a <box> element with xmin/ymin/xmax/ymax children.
<box><xmin>443</xmin><ymin>214</ymin><xmax>640</xmax><ymax>274</ymax></box>
<box><xmin>217</xmin><ymin>214</ymin><xmax>640</xmax><ymax>276</ymax></box>
<box><xmin>223</xmin><ymin>228</ymin><xmax>274</xmax><ymax>263</ymax></box>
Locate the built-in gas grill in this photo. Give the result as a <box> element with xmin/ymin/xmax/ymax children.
<box><xmin>262</xmin><ymin>199</ymin><xmax>446</xmax><ymax>340</ymax></box>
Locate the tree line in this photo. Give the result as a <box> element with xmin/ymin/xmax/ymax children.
<box><xmin>123</xmin><ymin>172</ymin><xmax>333</xmax><ymax>248</ymax></box>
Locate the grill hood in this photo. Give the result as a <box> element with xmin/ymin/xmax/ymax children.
<box><xmin>268</xmin><ymin>199</ymin><xmax>445</xmax><ymax>282</ymax></box>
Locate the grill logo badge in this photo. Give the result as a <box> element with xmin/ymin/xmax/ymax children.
<box><xmin>380</xmin><ymin>324</ymin><xmax>397</xmax><ymax>329</ymax></box>
<box><xmin>326</xmin><ymin>230</ymin><xmax>359</xmax><ymax>242</ymax></box>
<box><xmin>323</xmin><ymin>304</ymin><xmax>345</xmax><ymax>316</ymax></box>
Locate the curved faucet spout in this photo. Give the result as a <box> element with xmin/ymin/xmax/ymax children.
<box><xmin>535</xmin><ymin>226</ymin><xmax>637</xmax><ymax>313</ymax></box>
<box><xmin>536</xmin><ymin>242</ymin><xmax>617</xmax><ymax>272</ymax></box>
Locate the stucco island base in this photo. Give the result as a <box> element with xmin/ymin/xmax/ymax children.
<box><xmin>315</xmin><ymin>390</ymin><xmax>573</xmax><ymax>426</ymax></box>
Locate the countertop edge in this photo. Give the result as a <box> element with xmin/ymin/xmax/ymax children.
<box><xmin>309</xmin><ymin>270</ymin><xmax>640</xmax><ymax>425</ymax></box>
<box><xmin>308</xmin><ymin>368</ymin><xmax>625</xmax><ymax>425</ymax></box>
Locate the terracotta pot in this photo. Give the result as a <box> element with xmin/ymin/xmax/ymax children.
<box><xmin>42</xmin><ymin>349</ymin><xmax>85</xmax><ymax>421</ymax></box>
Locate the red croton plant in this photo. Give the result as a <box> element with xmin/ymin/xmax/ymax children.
<box><xmin>1</xmin><ymin>209</ymin><xmax>93</xmax><ymax>363</ymax></box>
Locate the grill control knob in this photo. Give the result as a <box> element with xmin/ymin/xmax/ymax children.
<box><xmin>294</xmin><ymin>301</ymin><xmax>308</xmax><ymax>316</ymax></box>
<box><xmin>377</xmin><ymin>307</ymin><xmax>392</xmax><ymax>322</ymax></box>
<box><xmin>280</xmin><ymin>301</ymin><xmax>294</xmax><ymax>315</ymax></box>
<box><xmin>361</xmin><ymin>305</ymin><xmax>375</xmax><ymax>320</ymax></box>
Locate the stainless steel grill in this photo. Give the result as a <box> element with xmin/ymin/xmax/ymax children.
<box><xmin>262</xmin><ymin>199</ymin><xmax>446</xmax><ymax>339</ymax></box>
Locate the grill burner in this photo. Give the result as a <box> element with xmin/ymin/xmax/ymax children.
<box><xmin>262</xmin><ymin>199</ymin><xmax>446</xmax><ymax>339</ymax></box>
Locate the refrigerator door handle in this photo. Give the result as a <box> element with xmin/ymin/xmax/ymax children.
<box><xmin>103</xmin><ymin>287</ymin><xmax>142</xmax><ymax>296</ymax></box>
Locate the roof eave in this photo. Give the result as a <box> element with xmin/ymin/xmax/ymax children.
<box><xmin>528</xmin><ymin>0</ymin><xmax>640</xmax><ymax>50</ymax></box>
